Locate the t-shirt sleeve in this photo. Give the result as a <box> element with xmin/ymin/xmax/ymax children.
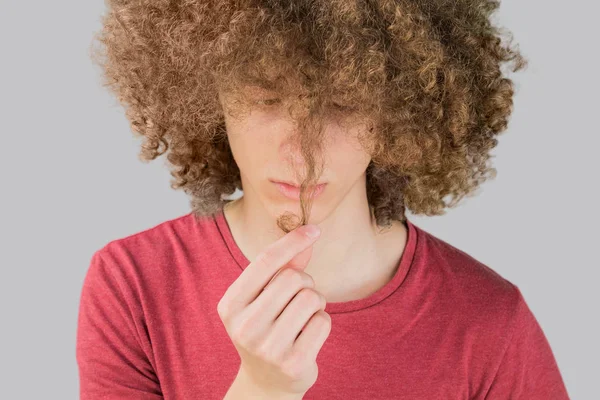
<box><xmin>484</xmin><ymin>286</ymin><xmax>570</xmax><ymax>399</ymax></box>
<box><xmin>76</xmin><ymin>249</ymin><xmax>163</xmax><ymax>399</ymax></box>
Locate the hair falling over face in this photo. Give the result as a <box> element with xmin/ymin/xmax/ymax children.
<box><xmin>273</xmin><ymin>104</ymin><xmax>329</xmax><ymax>234</ymax></box>
<box><xmin>90</xmin><ymin>0</ymin><xmax>528</xmax><ymax>231</ymax></box>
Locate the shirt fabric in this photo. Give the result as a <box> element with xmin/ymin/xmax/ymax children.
<box><xmin>76</xmin><ymin>210</ymin><xmax>570</xmax><ymax>399</ymax></box>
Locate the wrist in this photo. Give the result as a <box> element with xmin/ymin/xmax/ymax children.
<box><xmin>224</xmin><ymin>368</ymin><xmax>304</xmax><ymax>400</ymax></box>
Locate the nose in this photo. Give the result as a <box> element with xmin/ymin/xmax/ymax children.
<box><xmin>279</xmin><ymin>135</ymin><xmax>305</xmax><ymax>168</ymax></box>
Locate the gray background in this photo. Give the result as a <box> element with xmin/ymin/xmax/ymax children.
<box><xmin>1</xmin><ymin>0</ymin><xmax>597</xmax><ymax>398</ymax></box>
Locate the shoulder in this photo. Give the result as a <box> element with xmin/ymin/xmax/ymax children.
<box><xmin>89</xmin><ymin>211</ymin><xmax>219</xmax><ymax>284</ymax></box>
<box><xmin>103</xmin><ymin>211</ymin><xmax>205</xmax><ymax>249</ymax></box>
<box><xmin>412</xmin><ymin>223</ymin><xmax>523</xmax><ymax>328</ymax></box>
<box><xmin>409</xmin><ymin>225</ymin><xmax>569</xmax><ymax>396</ymax></box>
<box><xmin>101</xmin><ymin>211</ymin><xmax>217</xmax><ymax>253</ymax></box>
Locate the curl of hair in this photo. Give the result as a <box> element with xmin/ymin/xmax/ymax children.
<box><xmin>90</xmin><ymin>0</ymin><xmax>528</xmax><ymax>232</ymax></box>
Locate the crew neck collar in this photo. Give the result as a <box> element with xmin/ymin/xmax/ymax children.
<box><xmin>213</xmin><ymin>208</ymin><xmax>418</xmax><ymax>314</ymax></box>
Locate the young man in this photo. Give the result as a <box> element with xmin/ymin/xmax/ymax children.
<box><xmin>78</xmin><ymin>1</ymin><xmax>570</xmax><ymax>398</ymax></box>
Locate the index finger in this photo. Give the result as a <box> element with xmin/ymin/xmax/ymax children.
<box><xmin>222</xmin><ymin>224</ymin><xmax>321</xmax><ymax>310</ymax></box>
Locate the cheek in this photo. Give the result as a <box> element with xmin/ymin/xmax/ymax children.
<box><xmin>324</xmin><ymin>122</ymin><xmax>372</xmax><ymax>173</ymax></box>
<box><xmin>228</xmin><ymin>129</ymin><xmax>274</xmax><ymax>175</ymax></box>
<box><xmin>230</xmin><ymin>137</ymin><xmax>259</xmax><ymax>169</ymax></box>
<box><xmin>328</xmin><ymin>145</ymin><xmax>371</xmax><ymax>182</ymax></box>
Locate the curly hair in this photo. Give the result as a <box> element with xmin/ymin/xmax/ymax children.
<box><xmin>90</xmin><ymin>0</ymin><xmax>527</xmax><ymax>234</ymax></box>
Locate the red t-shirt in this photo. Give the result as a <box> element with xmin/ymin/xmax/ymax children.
<box><xmin>76</xmin><ymin>210</ymin><xmax>570</xmax><ymax>399</ymax></box>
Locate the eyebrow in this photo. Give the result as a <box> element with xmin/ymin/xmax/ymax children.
<box><xmin>244</xmin><ymin>84</ymin><xmax>278</xmax><ymax>96</ymax></box>
<box><xmin>244</xmin><ymin>78</ymin><xmax>279</xmax><ymax>91</ymax></box>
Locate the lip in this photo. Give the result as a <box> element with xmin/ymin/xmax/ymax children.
<box><xmin>271</xmin><ymin>181</ymin><xmax>327</xmax><ymax>200</ymax></box>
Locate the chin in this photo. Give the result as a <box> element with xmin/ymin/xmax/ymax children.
<box><xmin>268</xmin><ymin>197</ymin><xmax>326</xmax><ymax>225</ymax></box>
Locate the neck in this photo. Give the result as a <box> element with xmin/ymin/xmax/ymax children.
<box><xmin>222</xmin><ymin>178</ymin><xmax>408</xmax><ymax>303</ymax></box>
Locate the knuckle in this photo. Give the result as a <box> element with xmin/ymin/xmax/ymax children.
<box><xmin>303</xmin><ymin>273</ymin><xmax>316</xmax><ymax>288</ymax></box>
<box><xmin>216</xmin><ymin>299</ymin><xmax>230</xmax><ymax>319</ymax></box>
<box><xmin>253</xmin><ymin>249</ymin><xmax>273</xmax><ymax>269</ymax></box>
<box><xmin>230</xmin><ymin>316</ymin><xmax>255</xmax><ymax>346</ymax></box>
<box><xmin>280</xmin><ymin>268</ymin><xmax>314</xmax><ymax>289</ymax></box>
<box><xmin>314</xmin><ymin>310</ymin><xmax>331</xmax><ymax>328</ymax></box>
<box><xmin>297</xmin><ymin>288</ymin><xmax>322</xmax><ymax>309</ymax></box>
<box><xmin>279</xmin><ymin>267</ymin><xmax>304</xmax><ymax>286</ymax></box>
<box><xmin>255</xmin><ymin>342</ymin><xmax>278</xmax><ymax>364</ymax></box>
<box><xmin>229</xmin><ymin>323</ymin><xmax>244</xmax><ymax>345</ymax></box>
<box><xmin>229</xmin><ymin>327</ymin><xmax>245</xmax><ymax>346</ymax></box>
<box><xmin>217</xmin><ymin>296</ymin><xmax>244</xmax><ymax>324</ymax></box>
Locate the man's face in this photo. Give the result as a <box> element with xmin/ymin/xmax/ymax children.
<box><xmin>218</xmin><ymin>85</ymin><xmax>372</xmax><ymax>223</ymax></box>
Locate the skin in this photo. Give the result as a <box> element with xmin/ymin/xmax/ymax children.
<box><xmin>218</xmin><ymin>86</ymin><xmax>408</xmax><ymax>304</ymax></box>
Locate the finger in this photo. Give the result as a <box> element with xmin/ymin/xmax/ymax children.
<box><xmin>265</xmin><ymin>288</ymin><xmax>326</xmax><ymax>356</ymax></box>
<box><xmin>262</xmin><ymin>245</ymin><xmax>314</xmax><ymax>292</ymax></box>
<box><xmin>222</xmin><ymin>224</ymin><xmax>321</xmax><ymax>311</ymax></box>
<box><xmin>285</xmin><ymin>244</ymin><xmax>314</xmax><ymax>272</ymax></box>
<box><xmin>292</xmin><ymin>311</ymin><xmax>332</xmax><ymax>363</ymax></box>
<box><xmin>243</xmin><ymin>265</ymin><xmax>315</xmax><ymax>331</ymax></box>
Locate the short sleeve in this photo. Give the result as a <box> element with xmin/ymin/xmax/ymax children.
<box><xmin>484</xmin><ymin>286</ymin><xmax>570</xmax><ymax>399</ymax></box>
<box><xmin>76</xmin><ymin>249</ymin><xmax>163</xmax><ymax>399</ymax></box>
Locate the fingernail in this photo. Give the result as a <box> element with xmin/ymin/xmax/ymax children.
<box><xmin>303</xmin><ymin>224</ymin><xmax>321</xmax><ymax>238</ymax></box>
